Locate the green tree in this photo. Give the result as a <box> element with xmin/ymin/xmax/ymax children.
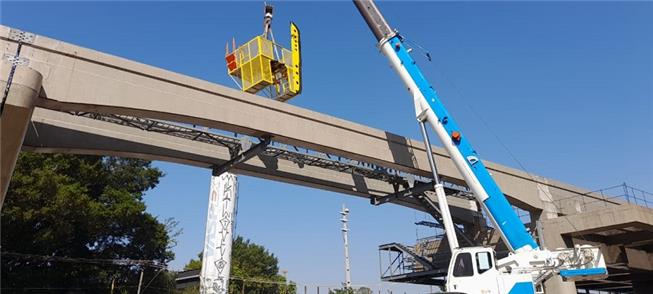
<box><xmin>355</xmin><ymin>287</ymin><xmax>372</xmax><ymax>294</ymax></box>
<box><xmin>184</xmin><ymin>236</ymin><xmax>296</xmax><ymax>294</ymax></box>
<box><xmin>184</xmin><ymin>252</ymin><xmax>203</xmax><ymax>271</ymax></box>
<box><xmin>329</xmin><ymin>287</ymin><xmax>372</xmax><ymax>294</ymax></box>
<box><xmin>329</xmin><ymin>288</ymin><xmax>353</xmax><ymax>294</ymax></box>
<box><xmin>1</xmin><ymin>153</ymin><xmax>177</xmax><ymax>292</ymax></box>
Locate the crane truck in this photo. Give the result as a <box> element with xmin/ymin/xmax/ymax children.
<box><xmin>352</xmin><ymin>1</ymin><xmax>608</xmax><ymax>293</ymax></box>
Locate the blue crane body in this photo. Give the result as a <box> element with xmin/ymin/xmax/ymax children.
<box><xmin>352</xmin><ymin>1</ymin><xmax>608</xmax><ymax>293</ymax></box>
<box><xmin>387</xmin><ymin>36</ymin><xmax>539</xmax><ymax>253</ymax></box>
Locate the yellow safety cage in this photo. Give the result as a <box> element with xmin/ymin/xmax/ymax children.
<box><xmin>225</xmin><ymin>13</ymin><xmax>301</xmax><ymax>102</ymax></box>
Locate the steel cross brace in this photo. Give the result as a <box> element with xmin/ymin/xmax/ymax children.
<box><xmin>211</xmin><ymin>136</ymin><xmax>271</xmax><ymax>176</ymax></box>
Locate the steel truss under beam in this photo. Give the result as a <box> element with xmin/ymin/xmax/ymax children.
<box><xmin>212</xmin><ymin>136</ymin><xmax>271</xmax><ymax>176</ymax></box>
<box><xmin>67</xmin><ymin>111</ymin><xmax>476</xmax><ymax>203</ymax></box>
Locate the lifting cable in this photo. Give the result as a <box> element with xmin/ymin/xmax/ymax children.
<box><xmin>425</xmin><ymin>52</ymin><xmax>589</xmax><ymax>243</ymax></box>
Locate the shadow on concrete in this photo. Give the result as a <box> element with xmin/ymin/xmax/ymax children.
<box><xmin>352</xmin><ymin>173</ymin><xmax>369</xmax><ymax>195</ymax></box>
<box><xmin>384</xmin><ymin>131</ymin><xmax>417</xmax><ymax>169</ymax></box>
<box><xmin>257</xmin><ymin>154</ymin><xmax>278</xmax><ymax>171</ymax></box>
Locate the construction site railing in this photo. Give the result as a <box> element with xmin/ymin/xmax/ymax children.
<box><xmin>553</xmin><ymin>183</ymin><xmax>653</xmax><ymax>215</ymax></box>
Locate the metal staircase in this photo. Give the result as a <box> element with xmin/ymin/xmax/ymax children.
<box><xmin>378</xmin><ymin>242</ymin><xmax>447</xmax><ymax>286</ymax></box>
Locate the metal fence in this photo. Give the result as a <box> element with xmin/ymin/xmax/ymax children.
<box><xmin>553</xmin><ymin>183</ymin><xmax>653</xmax><ymax>215</ymax></box>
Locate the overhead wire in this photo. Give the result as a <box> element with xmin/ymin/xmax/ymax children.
<box><xmin>422</xmin><ymin>50</ymin><xmax>590</xmax><ymax>244</ymax></box>
<box><xmin>1</xmin><ymin>251</ymin><xmax>167</xmax><ymax>269</ymax></box>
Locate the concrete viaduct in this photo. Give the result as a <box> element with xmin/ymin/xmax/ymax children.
<box><xmin>1</xmin><ymin>25</ymin><xmax>651</xmax><ymax>293</ymax></box>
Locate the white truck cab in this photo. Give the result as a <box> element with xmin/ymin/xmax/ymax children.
<box><xmin>447</xmin><ymin>247</ymin><xmax>535</xmax><ymax>294</ymax></box>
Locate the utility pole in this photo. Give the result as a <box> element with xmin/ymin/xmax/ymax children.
<box><xmin>340</xmin><ymin>204</ymin><xmax>352</xmax><ymax>290</ymax></box>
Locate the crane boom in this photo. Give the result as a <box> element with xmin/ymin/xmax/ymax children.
<box><xmin>353</xmin><ymin>0</ymin><xmax>537</xmax><ymax>253</ymax></box>
<box><xmin>353</xmin><ymin>2</ymin><xmax>608</xmax><ymax>292</ymax></box>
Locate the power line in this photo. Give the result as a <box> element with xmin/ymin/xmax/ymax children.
<box><xmin>0</xmin><ymin>285</ymin><xmax>175</xmax><ymax>291</ymax></box>
<box><xmin>1</xmin><ymin>251</ymin><xmax>167</xmax><ymax>269</ymax></box>
<box><xmin>426</xmin><ymin>56</ymin><xmax>589</xmax><ymax>242</ymax></box>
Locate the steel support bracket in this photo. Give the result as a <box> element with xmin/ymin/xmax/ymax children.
<box><xmin>212</xmin><ymin>136</ymin><xmax>271</xmax><ymax>176</ymax></box>
<box><xmin>371</xmin><ymin>181</ymin><xmax>434</xmax><ymax>206</ymax></box>
<box><xmin>8</xmin><ymin>29</ymin><xmax>35</xmax><ymax>44</ymax></box>
<box><xmin>417</xmin><ymin>193</ymin><xmax>474</xmax><ymax>246</ymax></box>
<box><xmin>2</xmin><ymin>54</ymin><xmax>29</xmax><ymax>66</ymax></box>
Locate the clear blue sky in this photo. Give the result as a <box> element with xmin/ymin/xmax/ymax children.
<box><xmin>3</xmin><ymin>1</ymin><xmax>651</xmax><ymax>292</ymax></box>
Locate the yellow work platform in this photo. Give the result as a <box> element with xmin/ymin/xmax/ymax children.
<box><xmin>225</xmin><ymin>23</ymin><xmax>301</xmax><ymax>102</ymax></box>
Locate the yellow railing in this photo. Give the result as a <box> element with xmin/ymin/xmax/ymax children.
<box><xmin>225</xmin><ymin>29</ymin><xmax>300</xmax><ymax>101</ymax></box>
<box><xmin>228</xmin><ymin>36</ymin><xmax>276</xmax><ymax>93</ymax></box>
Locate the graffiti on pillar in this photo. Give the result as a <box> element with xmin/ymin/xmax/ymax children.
<box><xmin>200</xmin><ymin>173</ymin><xmax>238</xmax><ymax>294</ymax></box>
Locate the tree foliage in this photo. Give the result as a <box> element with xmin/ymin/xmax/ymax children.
<box><xmin>184</xmin><ymin>252</ymin><xmax>203</xmax><ymax>271</ymax></box>
<box><xmin>329</xmin><ymin>287</ymin><xmax>372</xmax><ymax>294</ymax></box>
<box><xmin>1</xmin><ymin>153</ymin><xmax>177</xmax><ymax>292</ymax></box>
<box><xmin>184</xmin><ymin>236</ymin><xmax>295</xmax><ymax>293</ymax></box>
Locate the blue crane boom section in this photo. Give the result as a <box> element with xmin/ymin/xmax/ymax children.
<box><xmin>387</xmin><ymin>36</ymin><xmax>539</xmax><ymax>252</ymax></box>
<box><xmin>353</xmin><ymin>0</ymin><xmax>539</xmax><ymax>252</ymax></box>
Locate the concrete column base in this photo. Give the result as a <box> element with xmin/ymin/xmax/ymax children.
<box><xmin>1</xmin><ymin>61</ymin><xmax>42</xmax><ymax>209</ymax></box>
<box><xmin>543</xmin><ymin>274</ymin><xmax>577</xmax><ymax>294</ymax></box>
<box><xmin>534</xmin><ymin>201</ymin><xmax>578</xmax><ymax>294</ymax></box>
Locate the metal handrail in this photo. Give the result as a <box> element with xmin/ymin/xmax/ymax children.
<box><xmin>552</xmin><ymin>183</ymin><xmax>653</xmax><ymax>215</ymax></box>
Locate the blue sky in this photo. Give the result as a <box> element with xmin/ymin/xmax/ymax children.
<box><xmin>3</xmin><ymin>1</ymin><xmax>652</xmax><ymax>292</ymax></box>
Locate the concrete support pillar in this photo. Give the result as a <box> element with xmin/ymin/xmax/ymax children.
<box><xmin>538</xmin><ymin>213</ymin><xmax>578</xmax><ymax>294</ymax></box>
<box><xmin>200</xmin><ymin>173</ymin><xmax>238</xmax><ymax>294</ymax></box>
<box><xmin>534</xmin><ymin>209</ymin><xmax>577</xmax><ymax>294</ymax></box>
<box><xmin>0</xmin><ymin>61</ymin><xmax>42</xmax><ymax>209</ymax></box>
<box><xmin>533</xmin><ymin>180</ymin><xmax>578</xmax><ymax>294</ymax></box>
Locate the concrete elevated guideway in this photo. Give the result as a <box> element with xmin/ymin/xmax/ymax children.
<box><xmin>0</xmin><ymin>25</ymin><xmax>618</xmax><ymax>214</ymax></box>
<box><xmin>2</xmin><ymin>25</ymin><xmax>653</xmax><ymax>293</ymax></box>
